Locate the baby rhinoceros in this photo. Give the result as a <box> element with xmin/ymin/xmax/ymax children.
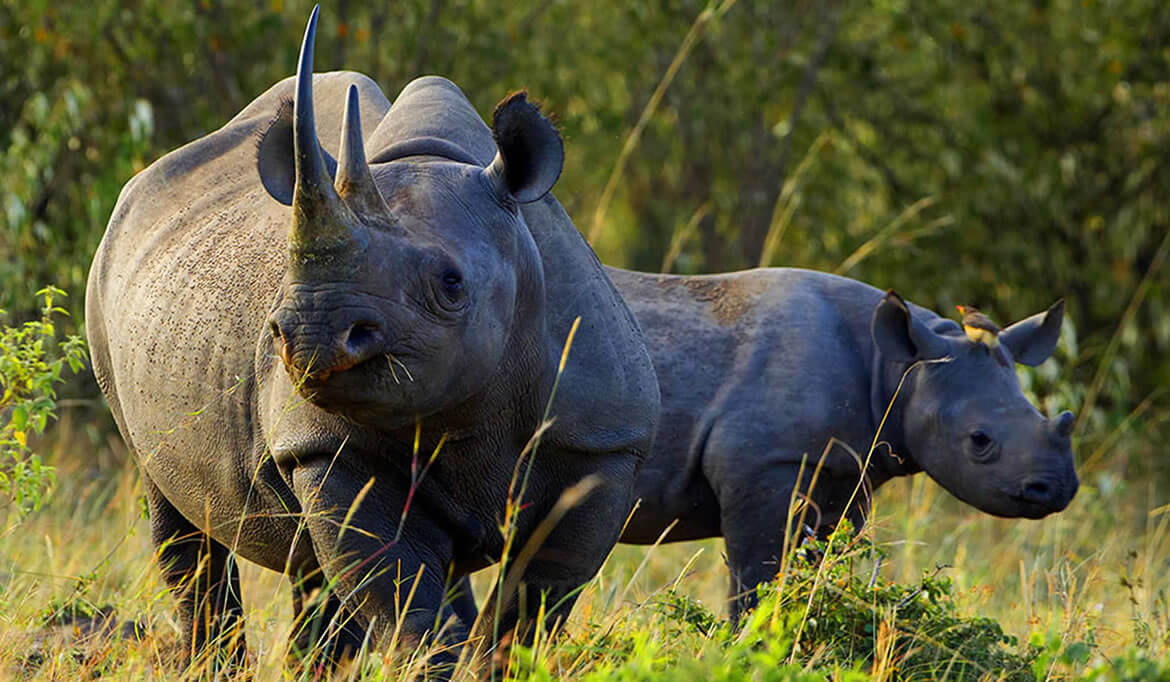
<box><xmin>85</xmin><ymin>8</ymin><xmax>658</xmax><ymax>674</ymax></box>
<box><xmin>610</xmin><ymin>267</ymin><xmax>1077</xmax><ymax>620</ymax></box>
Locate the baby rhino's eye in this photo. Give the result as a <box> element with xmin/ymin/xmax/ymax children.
<box><xmin>967</xmin><ymin>429</ymin><xmax>999</xmax><ymax>463</ymax></box>
<box><xmin>441</xmin><ymin>268</ymin><xmax>463</xmax><ymax>293</ymax></box>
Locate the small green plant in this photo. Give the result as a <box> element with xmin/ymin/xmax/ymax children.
<box><xmin>739</xmin><ymin>524</ymin><xmax>1036</xmax><ymax>680</ymax></box>
<box><xmin>0</xmin><ymin>285</ymin><xmax>87</xmax><ymax>515</ymax></box>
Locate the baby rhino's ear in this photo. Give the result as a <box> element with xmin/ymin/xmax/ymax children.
<box><xmin>871</xmin><ymin>290</ymin><xmax>949</xmax><ymax>363</ymax></box>
<box><xmin>1000</xmin><ymin>299</ymin><xmax>1064</xmax><ymax>366</ymax></box>
<box><xmin>483</xmin><ymin>92</ymin><xmax>564</xmax><ymax>204</ymax></box>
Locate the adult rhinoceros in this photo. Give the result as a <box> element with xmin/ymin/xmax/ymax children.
<box><xmin>85</xmin><ymin>8</ymin><xmax>658</xmax><ymax>671</ymax></box>
<box><xmin>610</xmin><ymin>267</ymin><xmax>1077</xmax><ymax>621</ymax></box>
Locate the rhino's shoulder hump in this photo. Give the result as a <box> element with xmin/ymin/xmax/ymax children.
<box><xmin>365</xmin><ymin>75</ymin><xmax>496</xmax><ymax>164</ymax></box>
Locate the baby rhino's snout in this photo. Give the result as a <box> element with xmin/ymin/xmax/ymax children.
<box><xmin>1019</xmin><ymin>410</ymin><xmax>1079</xmax><ymax>513</ymax></box>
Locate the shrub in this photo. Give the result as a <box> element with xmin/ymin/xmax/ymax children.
<box><xmin>0</xmin><ymin>285</ymin><xmax>87</xmax><ymax>515</ymax></box>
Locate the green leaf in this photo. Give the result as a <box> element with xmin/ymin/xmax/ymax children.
<box><xmin>10</xmin><ymin>405</ymin><xmax>28</xmax><ymax>431</ymax></box>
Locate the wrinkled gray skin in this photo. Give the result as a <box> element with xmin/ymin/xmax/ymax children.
<box><xmin>609</xmin><ymin>267</ymin><xmax>1077</xmax><ymax>621</ymax></box>
<box><xmin>85</xmin><ymin>9</ymin><xmax>658</xmax><ymax>672</ymax></box>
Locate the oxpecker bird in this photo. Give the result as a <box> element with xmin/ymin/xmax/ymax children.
<box><xmin>956</xmin><ymin>304</ymin><xmax>1010</xmax><ymax>367</ymax></box>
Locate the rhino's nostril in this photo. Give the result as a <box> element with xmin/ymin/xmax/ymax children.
<box><xmin>1025</xmin><ymin>481</ymin><xmax>1049</xmax><ymax>496</ymax></box>
<box><xmin>1021</xmin><ymin>479</ymin><xmax>1053</xmax><ymax>503</ymax></box>
<box><xmin>345</xmin><ymin>322</ymin><xmax>381</xmax><ymax>356</ymax></box>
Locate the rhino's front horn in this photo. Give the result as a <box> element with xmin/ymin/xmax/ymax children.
<box><xmin>290</xmin><ymin>6</ymin><xmax>358</xmax><ymax>256</ymax></box>
<box><xmin>335</xmin><ymin>84</ymin><xmax>390</xmax><ymax>217</ymax></box>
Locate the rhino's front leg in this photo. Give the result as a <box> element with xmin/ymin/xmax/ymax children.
<box><xmin>289</xmin><ymin>565</ymin><xmax>369</xmax><ymax>665</ymax></box>
<box><xmin>446</xmin><ymin>575</ymin><xmax>479</xmax><ymax>628</ymax></box>
<box><xmin>474</xmin><ymin>454</ymin><xmax>638</xmax><ymax>659</ymax></box>
<box><xmin>289</xmin><ymin>457</ymin><xmax>468</xmax><ymax>672</ymax></box>
<box><xmin>717</xmin><ymin>473</ymin><xmax>799</xmax><ymax>624</ymax></box>
<box><xmin>289</xmin><ymin>567</ymin><xmax>476</xmax><ymax>665</ymax></box>
<box><xmin>144</xmin><ymin>475</ymin><xmax>246</xmax><ymax>671</ymax></box>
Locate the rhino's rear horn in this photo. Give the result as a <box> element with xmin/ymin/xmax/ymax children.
<box><xmin>335</xmin><ymin>84</ymin><xmax>390</xmax><ymax>216</ymax></box>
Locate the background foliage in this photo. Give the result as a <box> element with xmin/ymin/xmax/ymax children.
<box><xmin>3</xmin><ymin>0</ymin><xmax>1168</xmax><ymax>459</ymax></box>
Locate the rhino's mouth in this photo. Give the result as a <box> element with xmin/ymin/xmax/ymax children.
<box><xmin>1004</xmin><ymin>498</ymin><xmax>1059</xmax><ymax>519</ymax></box>
<box><xmin>1001</xmin><ymin>483</ymin><xmax>1074</xmax><ymax>518</ymax></box>
<box><xmin>286</xmin><ymin>354</ymin><xmax>363</xmax><ymax>385</ymax></box>
<box><xmin>294</xmin><ymin>355</ymin><xmax>374</xmax><ymax>389</ymax></box>
<box><xmin>292</xmin><ymin>351</ymin><xmax>419</xmax><ymax>401</ymax></box>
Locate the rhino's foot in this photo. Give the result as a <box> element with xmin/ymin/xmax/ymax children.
<box><xmin>288</xmin><ymin>572</ymin><xmax>367</xmax><ymax>669</ymax></box>
<box><xmin>185</xmin><ymin>636</ymin><xmax>249</xmax><ymax>678</ymax></box>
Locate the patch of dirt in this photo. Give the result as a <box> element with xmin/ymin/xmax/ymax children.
<box><xmin>17</xmin><ymin>605</ymin><xmax>148</xmax><ymax>677</ymax></box>
<box><xmin>680</xmin><ymin>277</ymin><xmax>766</xmax><ymax>326</ymax></box>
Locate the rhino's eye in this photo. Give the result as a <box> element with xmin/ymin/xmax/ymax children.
<box><xmin>441</xmin><ymin>268</ymin><xmax>464</xmax><ymax>293</ymax></box>
<box><xmin>427</xmin><ymin>261</ymin><xmax>467</xmax><ymax>314</ymax></box>
<box><xmin>968</xmin><ymin>430</ymin><xmax>998</xmax><ymax>462</ymax></box>
<box><xmin>434</xmin><ymin>268</ymin><xmax>467</xmax><ymax>311</ymax></box>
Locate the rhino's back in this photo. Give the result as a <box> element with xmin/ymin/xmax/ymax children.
<box><xmin>608</xmin><ymin>268</ymin><xmax>888</xmax><ymax>521</ymax></box>
<box><xmin>86</xmin><ymin>72</ymin><xmax>387</xmax><ymax>567</ymax></box>
<box><xmin>608</xmin><ymin>267</ymin><xmax>885</xmax><ymax>395</ymax></box>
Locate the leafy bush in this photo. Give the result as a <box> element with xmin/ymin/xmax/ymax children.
<box><xmin>0</xmin><ymin>286</ymin><xmax>87</xmax><ymax>515</ymax></box>
<box><xmin>506</xmin><ymin>521</ymin><xmax>1081</xmax><ymax>681</ymax></box>
<box><xmin>730</xmin><ymin>526</ymin><xmax>1038</xmax><ymax>680</ymax></box>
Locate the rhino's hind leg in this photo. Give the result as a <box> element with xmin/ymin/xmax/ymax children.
<box><xmin>144</xmin><ymin>476</ymin><xmax>246</xmax><ymax>671</ymax></box>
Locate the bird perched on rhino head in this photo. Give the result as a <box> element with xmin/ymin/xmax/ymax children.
<box><xmin>956</xmin><ymin>304</ymin><xmax>1010</xmax><ymax>367</ymax></box>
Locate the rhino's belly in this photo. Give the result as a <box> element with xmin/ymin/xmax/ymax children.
<box><xmin>110</xmin><ymin>327</ymin><xmax>311</xmax><ymax>573</ymax></box>
<box><xmin>139</xmin><ymin>430</ymin><xmax>312</xmax><ymax>574</ymax></box>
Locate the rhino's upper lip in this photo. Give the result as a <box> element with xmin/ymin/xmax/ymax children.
<box><xmin>296</xmin><ymin>356</ymin><xmax>372</xmax><ymax>387</ymax></box>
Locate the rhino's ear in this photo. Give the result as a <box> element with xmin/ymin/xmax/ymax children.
<box><xmin>871</xmin><ymin>290</ymin><xmax>950</xmax><ymax>363</ymax></box>
<box><xmin>483</xmin><ymin>91</ymin><xmax>563</xmax><ymax>204</ymax></box>
<box><xmin>256</xmin><ymin>98</ymin><xmax>338</xmax><ymax>206</ymax></box>
<box><xmin>1000</xmin><ymin>299</ymin><xmax>1064</xmax><ymax>366</ymax></box>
